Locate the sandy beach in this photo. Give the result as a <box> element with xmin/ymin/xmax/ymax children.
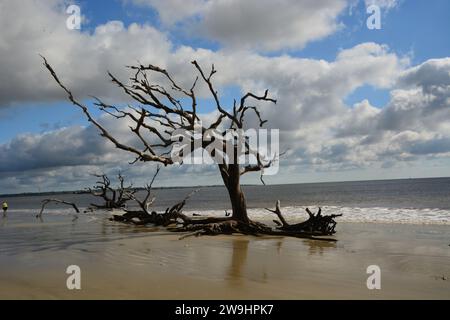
<box><xmin>1</xmin><ymin>0</ymin><xmax>450</xmax><ymax>307</ymax></box>
<box><xmin>1</xmin><ymin>216</ymin><xmax>449</xmax><ymax>299</ymax></box>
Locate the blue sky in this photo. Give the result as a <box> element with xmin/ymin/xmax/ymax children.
<box><xmin>0</xmin><ymin>0</ymin><xmax>449</xmax><ymax>192</ymax></box>
<box><xmin>79</xmin><ymin>0</ymin><xmax>450</xmax><ymax>64</ymax></box>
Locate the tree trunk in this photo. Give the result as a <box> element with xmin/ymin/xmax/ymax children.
<box><xmin>219</xmin><ymin>164</ymin><xmax>249</xmax><ymax>223</ymax></box>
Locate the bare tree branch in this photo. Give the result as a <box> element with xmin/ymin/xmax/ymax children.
<box><xmin>37</xmin><ymin>199</ymin><xmax>80</xmax><ymax>218</ymax></box>
<box><xmin>129</xmin><ymin>166</ymin><xmax>161</xmax><ymax>214</ymax></box>
<box><xmin>43</xmin><ymin>56</ymin><xmax>281</xmax><ymax>226</ymax></box>
<box><xmin>41</xmin><ymin>56</ymin><xmax>173</xmax><ymax>165</ymax></box>
<box><xmin>89</xmin><ymin>173</ymin><xmax>136</xmax><ymax>209</ymax></box>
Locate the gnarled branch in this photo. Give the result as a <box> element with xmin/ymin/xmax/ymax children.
<box><xmin>265</xmin><ymin>201</ymin><xmax>343</xmax><ymax>236</ymax></box>
<box><xmin>37</xmin><ymin>199</ymin><xmax>80</xmax><ymax>218</ymax></box>
<box><xmin>88</xmin><ymin>173</ymin><xmax>136</xmax><ymax>209</ymax></box>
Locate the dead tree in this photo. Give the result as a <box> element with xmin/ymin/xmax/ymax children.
<box><xmin>43</xmin><ymin>57</ymin><xmax>341</xmax><ymax>239</ymax></box>
<box><xmin>111</xmin><ymin>167</ymin><xmax>199</xmax><ymax>227</ymax></box>
<box><xmin>89</xmin><ymin>173</ymin><xmax>136</xmax><ymax>209</ymax></box>
<box><xmin>112</xmin><ymin>166</ymin><xmax>161</xmax><ymax>224</ymax></box>
<box><xmin>37</xmin><ymin>198</ymin><xmax>80</xmax><ymax>218</ymax></box>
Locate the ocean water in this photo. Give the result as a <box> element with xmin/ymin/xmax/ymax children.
<box><xmin>2</xmin><ymin>177</ymin><xmax>450</xmax><ymax>225</ymax></box>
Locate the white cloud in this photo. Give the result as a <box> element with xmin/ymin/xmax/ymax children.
<box><xmin>0</xmin><ymin>0</ymin><xmax>449</xmax><ymax>192</ymax></box>
<box><xmin>129</xmin><ymin>0</ymin><xmax>207</xmax><ymax>25</ymax></box>
<box><xmin>0</xmin><ymin>0</ymin><xmax>173</xmax><ymax>106</ymax></box>
<box><xmin>131</xmin><ymin>0</ymin><xmax>347</xmax><ymax>52</ymax></box>
<box><xmin>364</xmin><ymin>0</ymin><xmax>400</xmax><ymax>10</ymax></box>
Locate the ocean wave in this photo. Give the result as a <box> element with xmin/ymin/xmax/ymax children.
<box><xmin>184</xmin><ymin>206</ymin><xmax>450</xmax><ymax>225</ymax></box>
<box><xmin>6</xmin><ymin>208</ymin><xmax>82</xmax><ymax>215</ymax></box>
<box><xmin>6</xmin><ymin>206</ymin><xmax>450</xmax><ymax>225</ymax></box>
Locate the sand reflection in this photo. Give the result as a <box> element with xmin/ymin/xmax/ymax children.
<box><xmin>226</xmin><ymin>239</ymin><xmax>249</xmax><ymax>286</ymax></box>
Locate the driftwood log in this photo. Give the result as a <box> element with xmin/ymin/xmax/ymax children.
<box><xmin>266</xmin><ymin>200</ymin><xmax>342</xmax><ymax>236</ymax></box>
<box><xmin>171</xmin><ymin>202</ymin><xmax>341</xmax><ymax>241</ymax></box>
<box><xmin>111</xmin><ymin>191</ymin><xmax>341</xmax><ymax>241</ymax></box>
<box><xmin>37</xmin><ymin>198</ymin><xmax>80</xmax><ymax>218</ymax></box>
<box><xmin>110</xmin><ymin>188</ymin><xmax>199</xmax><ymax>227</ymax></box>
<box><xmin>107</xmin><ymin>170</ymin><xmax>341</xmax><ymax>241</ymax></box>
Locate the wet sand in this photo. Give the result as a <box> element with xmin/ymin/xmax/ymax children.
<box><xmin>0</xmin><ymin>216</ymin><xmax>449</xmax><ymax>299</ymax></box>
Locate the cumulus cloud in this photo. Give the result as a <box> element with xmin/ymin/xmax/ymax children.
<box><xmin>0</xmin><ymin>126</ymin><xmax>108</xmax><ymax>172</ymax></box>
<box><xmin>379</xmin><ymin>59</ymin><xmax>450</xmax><ymax>131</ymax></box>
<box><xmin>315</xmin><ymin>58</ymin><xmax>450</xmax><ymax>168</ymax></box>
<box><xmin>131</xmin><ymin>0</ymin><xmax>347</xmax><ymax>52</ymax></box>
<box><xmin>196</xmin><ymin>0</ymin><xmax>347</xmax><ymax>51</ymax></box>
<box><xmin>0</xmin><ymin>0</ymin><xmax>173</xmax><ymax>106</ymax></box>
<box><xmin>129</xmin><ymin>0</ymin><xmax>207</xmax><ymax>25</ymax></box>
<box><xmin>0</xmin><ymin>0</ymin><xmax>449</xmax><ymax>193</ymax></box>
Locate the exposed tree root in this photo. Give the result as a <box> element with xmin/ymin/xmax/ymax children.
<box><xmin>265</xmin><ymin>200</ymin><xmax>342</xmax><ymax>236</ymax></box>
<box><xmin>171</xmin><ymin>219</ymin><xmax>338</xmax><ymax>241</ymax></box>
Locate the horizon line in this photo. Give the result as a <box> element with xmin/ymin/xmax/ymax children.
<box><xmin>1</xmin><ymin>175</ymin><xmax>449</xmax><ymax>198</ymax></box>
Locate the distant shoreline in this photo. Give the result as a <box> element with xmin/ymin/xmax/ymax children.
<box><xmin>0</xmin><ymin>185</ymin><xmax>227</xmax><ymax>198</ymax></box>
<box><xmin>1</xmin><ymin>176</ymin><xmax>449</xmax><ymax>198</ymax></box>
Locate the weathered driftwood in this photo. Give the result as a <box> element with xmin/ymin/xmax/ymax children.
<box><xmin>37</xmin><ymin>198</ymin><xmax>80</xmax><ymax>218</ymax></box>
<box><xmin>106</xmin><ymin>173</ymin><xmax>341</xmax><ymax>241</ymax></box>
<box><xmin>171</xmin><ymin>206</ymin><xmax>340</xmax><ymax>242</ymax></box>
<box><xmin>265</xmin><ymin>200</ymin><xmax>342</xmax><ymax>236</ymax></box>
<box><xmin>111</xmin><ymin>194</ymin><xmax>340</xmax><ymax>241</ymax></box>
<box><xmin>110</xmin><ymin>188</ymin><xmax>200</xmax><ymax>227</ymax></box>
<box><xmin>89</xmin><ymin>173</ymin><xmax>136</xmax><ymax>209</ymax></box>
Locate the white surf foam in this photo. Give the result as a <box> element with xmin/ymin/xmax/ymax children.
<box><xmin>184</xmin><ymin>206</ymin><xmax>450</xmax><ymax>225</ymax></box>
<box><xmin>7</xmin><ymin>206</ymin><xmax>450</xmax><ymax>225</ymax></box>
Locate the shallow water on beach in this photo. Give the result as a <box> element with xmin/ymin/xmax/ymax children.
<box><xmin>1</xmin><ymin>178</ymin><xmax>450</xmax><ymax>299</ymax></box>
<box><xmin>1</xmin><ymin>211</ymin><xmax>449</xmax><ymax>299</ymax></box>
<box><xmin>2</xmin><ymin>177</ymin><xmax>450</xmax><ymax>225</ymax></box>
